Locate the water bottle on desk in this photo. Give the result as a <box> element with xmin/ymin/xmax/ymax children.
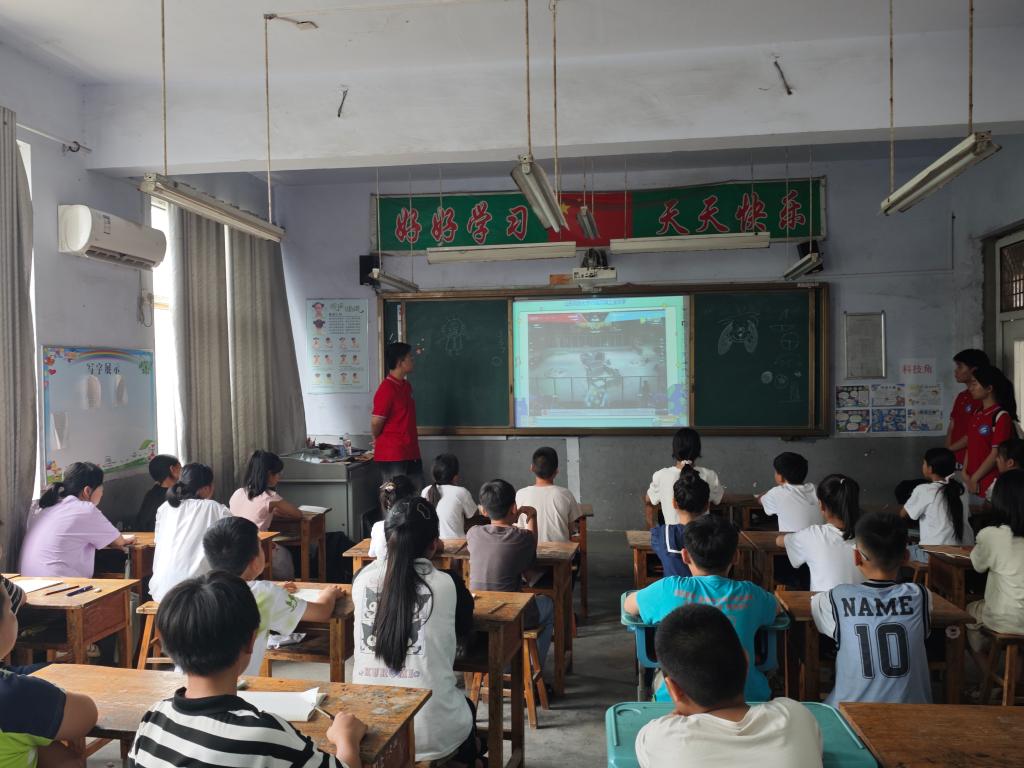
<box><xmin>343</xmin><ymin>433</ymin><xmax>353</xmax><ymax>457</ymax></box>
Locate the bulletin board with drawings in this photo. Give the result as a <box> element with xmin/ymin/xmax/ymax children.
<box><xmin>41</xmin><ymin>346</ymin><xmax>157</xmax><ymax>483</ymax></box>
<box><xmin>834</xmin><ymin>357</ymin><xmax>946</xmax><ymax>437</ymax></box>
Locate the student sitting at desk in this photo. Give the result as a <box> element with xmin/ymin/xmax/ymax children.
<box><xmin>516</xmin><ymin>447</ymin><xmax>583</xmax><ymax>543</ymax></box>
<box><xmin>644</xmin><ymin>428</ymin><xmax>724</xmax><ymax>527</ymax></box>
<box><xmin>967</xmin><ymin>470</ymin><xmax>1024</xmax><ymax>648</ymax></box>
<box><xmin>649</xmin><ymin>466</ymin><xmax>709</xmax><ymax>578</ymax></box>
<box><xmin>230</xmin><ymin>450</ymin><xmax>306</xmax><ymax>580</ymax></box>
<box><xmin>759</xmin><ymin>452</ymin><xmax>819</xmax><ymax>532</ymax></box>
<box><xmin>777</xmin><ymin>474</ymin><xmax>863</xmax><ymax>592</ymax></box>
<box><xmin>368</xmin><ymin>475</ymin><xmax>417</xmax><ymax>561</ymax></box>
<box><xmin>128</xmin><ymin>572</ymin><xmax>366</xmax><ymax>768</ymax></box>
<box><xmin>423</xmin><ymin>454</ymin><xmax>478</xmax><ymax>540</ymax></box>
<box><xmin>468</xmin><ymin>479</ymin><xmax>554</xmax><ymax>671</ymax></box>
<box><xmin>149</xmin><ymin>463</ymin><xmax>229</xmax><ymax>602</ymax></box>
<box><xmin>901</xmin><ymin>447</ymin><xmax>973</xmax><ymax>563</ymax></box>
<box><xmin>19</xmin><ymin>462</ymin><xmax>134</xmax><ymax>578</ymax></box>
<box><xmin>634</xmin><ymin>604</ymin><xmax>822</xmax><ymax>768</ymax></box>
<box><xmin>133</xmin><ymin>454</ymin><xmax>181</xmax><ymax>532</ymax></box>
<box><xmin>353</xmin><ymin>497</ymin><xmax>482</xmax><ymax>766</ymax></box>
<box><xmin>624</xmin><ymin>515</ymin><xmax>780</xmax><ymax>703</ymax></box>
<box><xmin>0</xmin><ymin>580</ymin><xmax>100</xmax><ymax>768</ymax></box>
<box><xmin>812</xmin><ymin>512</ymin><xmax>932</xmax><ymax>706</ymax></box>
<box><xmin>202</xmin><ymin>517</ymin><xmax>342</xmax><ymax>677</ymax></box>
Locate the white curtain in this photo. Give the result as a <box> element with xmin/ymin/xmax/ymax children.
<box><xmin>0</xmin><ymin>107</ymin><xmax>36</xmax><ymax>569</ymax></box>
<box><xmin>168</xmin><ymin>206</ymin><xmax>235</xmax><ymax>500</ymax></box>
<box><xmin>228</xmin><ymin>230</ymin><xmax>306</xmax><ymax>467</ymax></box>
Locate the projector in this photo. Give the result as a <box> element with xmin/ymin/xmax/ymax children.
<box><xmin>573</xmin><ymin>266</ymin><xmax>617</xmax><ymax>290</ymax></box>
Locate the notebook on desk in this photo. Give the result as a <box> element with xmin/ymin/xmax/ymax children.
<box><xmin>298</xmin><ymin>505</ymin><xmax>332</xmax><ymax>514</ymax></box>
<box><xmin>238</xmin><ymin>688</ymin><xmax>325</xmax><ymax>721</ymax></box>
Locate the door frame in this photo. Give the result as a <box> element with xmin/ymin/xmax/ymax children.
<box><xmin>994</xmin><ymin>229</ymin><xmax>1024</xmax><ymax>369</ymax></box>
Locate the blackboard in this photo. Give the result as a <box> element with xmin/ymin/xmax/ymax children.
<box><xmin>393</xmin><ymin>299</ymin><xmax>510</xmax><ymax>428</ymax></box>
<box><xmin>379</xmin><ymin>284</ymin><xmax>827</xmax><ymax>435</ymax></box>
<box><xmin>693</xmin><ymin>290</ymin><xmax>819</xmax><ymax>430</ymax></box>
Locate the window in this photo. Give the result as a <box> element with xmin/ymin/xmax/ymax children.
<box><xmin>149</xmin><ymin>199</ymin><xmax>180</xmax><ymax>457</ymax></box>
<box><xmin>1000</xmin><ymin>239</ymin><xmax>1024</xmax><ymax>312</ymax></box>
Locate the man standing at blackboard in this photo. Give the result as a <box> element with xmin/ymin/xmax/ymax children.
<box><xmin>371</xmin><ymin>342</ymin><xmax>423</xmax><ymax>488</ymax></box>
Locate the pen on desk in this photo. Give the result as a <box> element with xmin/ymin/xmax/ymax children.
<box><xmin>314</xmin><ymin>705</ymin><xmax>336</xmax><ymax>720</ymax></box>
<box><xmin>44</xmin><ymin>584</ymin><xmax>73</xmax><ymax>596</ymax></box>
<box><xmin>65</xmin><ymin>585</ymin><xmax>94</xmax><ymax>597</ymax></box>
<box><xmin>486</xmin><ymin>601</ymin><xmax>506</xmax><ymax>614</ymax></box>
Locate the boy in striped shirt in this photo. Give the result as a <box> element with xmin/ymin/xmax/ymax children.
<box><xmin>128</xmin><ymin>572</ymin><xmax>366</xmax><ymax>768</ymax></box>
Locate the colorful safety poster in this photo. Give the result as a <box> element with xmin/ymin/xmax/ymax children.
<box><xmin>870</xmin><ymin>383</ymin><xmax>905</xmax><ymax>408</ymax></box>
<box><xmin>871</xmin><ymin>408</ymin><xmax>907</xmax><ymax>433</ymax></box>
<box><xmin>41</xmin><ymin>346</ymin><xmax>156</xmax><ymax>483</ymax></box>
<box><xmin>835</xmin><ymin>408</ymin><xmax>870</xmax><ymax>434</ymax></box>
<box><xmin>906</xmin><ymin>384</ymin><xmax>942</xmax><ymax>407</ymax></box>
<box><xmin>306</xmin><ymin>299</ymin><xmax>369</xmax><ymax>394</ymax></box>
<box><xmin>907</xmin><ymin>408</ymin><xmax>945</xmax><ymax>433</ymax></box>
<box><xmin>836</xmin><ymin>385</ymin><xmax>870</xmax><ymax>409</ymax></box>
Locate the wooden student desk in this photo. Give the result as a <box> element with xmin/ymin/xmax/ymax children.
<box><xmin>742</xmin><ymin>530</ymin><xmax>790</xmax><ymax>592</ymax></box>
<box><xmin>921</xmin><ymin>545</ymin><xmax>976</xmax><ymax>609</ymax></box>
<box><xmin>262</xmin><ymin>581</ymin><xmax>354</xmax><ymax>683</ymax></box>
<box><xmin>271</xmin><ymin>510</ymin><xmax>328</xmax><ymax>582</ymax></box>
<box><xmin>31</xmin><ymin>664</ymin><xmax>429</xmax><ymax>768</ymax></box>
<box><xmin>626</xmin><ymin>529</ymin><xmax>755</xmax><ymax>590</ymax></box>
<box><xmin>13</xmin><ymin>576</ymin><xmax>138</xmax><ymax>667</ymax></box>
<box><xmin>345</xmin><ymin>537</ymin><xmax>578</xmax><ymax>698</ymax></box>
<box><xmin>839</xmin><ymin>702</ymin><xmax>1024</xmax><ymax>768</ymax></box>
<box><xmin>124</xmin><ymin>530</ymin><xmax>278</xmax><ymax>593</ymax></box>
<box><xmin>777</xmin><ymin>590</ymin><xmax>973</xmax><ymax>704</ymax></box>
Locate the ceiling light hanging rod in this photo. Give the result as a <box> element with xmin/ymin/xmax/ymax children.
<box><xmin>263</xmin><ymin>14</ymin><xmax>274</xmax><ymax>223</ymax></box>
<box><xmin>161</xmin><ymin>0</ymin><xmax>168</xmax><ymax>176</ymax></box>
<box><xmin>551</xmin><ymin>0</ymin><xmax>559</xmax><ymax>209</ymax></box>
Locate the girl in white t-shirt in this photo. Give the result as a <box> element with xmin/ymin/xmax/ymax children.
<box><xmin>778</xmin><ymin>474</ymin><xmax>864</xmax><ymax>592</ymax></box>
<box><xmin>150</xmin><ymin>463</ymin><xmax>230</xmax><ymax>601</ymax></box>
<box><xmin>644</xmin><ymin>428</ymin><xmax>724</xmax><ymax>527</ymax></box>
<box><xmin>367</xmin><ymin>475</ymin><xmax>417</xmax><ymax>560</ymax></box>
<box><xmin>229</xmin><ymin>450</ymin><xmax>304</xmax><ymax>580</ymax></box>
<box><xmin>353</xmin><ymin>496</ymin><xmax>481</xmax><ymax>764</ymax></box>
<box><xmin>423</xmin><ymin>453</ymin><xmax>477</xmax><ymax>539</ymax></box>
<box><xmin>902</xmin><ymin>447</ymin><xmax>974</xmax><ymax>563</ymax></box>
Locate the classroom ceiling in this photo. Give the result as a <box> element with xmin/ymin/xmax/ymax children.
<box><xmin>0</xmin><ymin>0</ymin><xmax>1022</xmax><ymax>87</ymax></box>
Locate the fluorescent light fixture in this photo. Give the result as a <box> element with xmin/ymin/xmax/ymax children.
<box><xmin>370</xmin><ymin>267</ymin><xmax>419</xmax><ymax>292</ymax></box>
<box><xmin>610</xmin><ymin>231</ymin><xmax>771</xmax><ymax>255</ymax></box>
<box><xmin>577</xmin><ymin>205</ymin><xmax>600</xmax><ymax>239</ymax></box>
<box><xmin>426</xmin><ymin>241</ymin><xmax>576</xmax><ymax>264</ymax></box>
<box><xmin>140</xmin><ymin>173</ymin><xmax>284</xmax><ymax>242</ymax></box>
<box><xmin>783</xmin><ymin>250</ymin><xmax>823</xmax><ymax>281</ymax></box>
<box><xmin>880</xmin><ymin>132</ymin><xmax>1001</xmax><ymax>215</ymax></box>
<box><xmin>511</xmin><ymin>154</ymin><xmax>567</xmax><ymax>232</ymax></box>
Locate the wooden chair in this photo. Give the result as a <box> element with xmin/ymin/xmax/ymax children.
<box><xmin>467</xmin><ymin>630</ymin><xmax>548</xmax><ymax>729</ymax></box>
<box><xmin>571</xmin><ymin>512</ymin><xmax>590</xmax><ymax>620</ymax></box>
<box><xmin>135</xmin><ymin>601</ymin><xmax>173</xmax><ymax>670</ymax></box>
<box><xmin>979</xmin><ymin>628</ymin><xmax>1024</xmax><ymax>705</ymax></box>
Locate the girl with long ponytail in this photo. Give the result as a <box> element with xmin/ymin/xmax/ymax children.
<box><xmin>777</xmin><ymin>473</ymin><xmax>865</xmax><ymax>591</ymax></box>
<box><xmin>352</xmin><ymin>496</ymin><xmax>481</xmax><ymax>764</ymax></box>
<box><xmin>19</xmin><ymin>461</ymin><xmax>133</xmax><ymax>577</ymax></box>
<box><xmin>965</xmin><ymin>366</ymin><xmax>1020</xmax><ymax>497</ymax></box>
<box><xmin>149</xmin><ymin>463</ymin><xmax>230</xmax><ymax>601</ymax></box>
<box><xmin>902</xmin><ymin>448</ymin><xmax>973</xmax><ymax>562</ymax></box>
<box><xmin>423</xmin><ymin>453</ymin><xmax>477</xmax><ymax>539</ymax></box>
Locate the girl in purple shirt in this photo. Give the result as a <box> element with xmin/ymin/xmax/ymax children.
<box><xmin>18</xmin><ymin>462</ymin><xmax>133</xmax><ymax>577</ymax></box>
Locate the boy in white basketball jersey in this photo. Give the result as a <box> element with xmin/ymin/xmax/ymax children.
<box><xmin>811</xmin><ymin>511</ymin><xmax>932</xmax><ymax>706</ymax></box>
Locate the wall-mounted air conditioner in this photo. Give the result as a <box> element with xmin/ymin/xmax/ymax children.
<box><xmin>58</xmin><ymin>204</ymin><xmax>166</xmax><ymax>269</ymax></box>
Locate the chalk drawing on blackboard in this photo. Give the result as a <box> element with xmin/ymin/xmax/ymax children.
<box><xmin>770</xmin><ymin>353</ymin><xmax>804</xmax><ymax>403</ymax></box>
<box><xmin>440</xmin><ymin>317</ymin><xmax>466</xmax><ymax>356</ymax></box>
<box><xmin>717</xmin><ymin>318</ymin><xmax>759</xmax><ymax>355</ymax></box>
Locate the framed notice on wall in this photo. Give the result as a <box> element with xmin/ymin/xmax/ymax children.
<box><xmin>844</xmin><ymin>312</ymin><xmax>886</xmax><ymax>379</ymax></box>
<box><xmin>305</xmin><ymin>299</ymin><xmax>369</xmax><ymax>394</ymax></box>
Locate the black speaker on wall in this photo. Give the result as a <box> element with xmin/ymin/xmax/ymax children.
<box><xmin>359</xmin><ymin>254</ymin><xmax>376</xmax><ymax>286</ymax></box>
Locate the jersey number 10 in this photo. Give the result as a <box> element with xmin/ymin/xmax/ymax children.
<box><xmin>854</xmin><ymin>622</ymin><xmax>910</xmax><ymax>678</ymax></box>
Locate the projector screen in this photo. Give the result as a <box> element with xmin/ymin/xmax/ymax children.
<box><xmin>513</xmin><ymin>295</ymin><xmax>689</xmax><ymax>429</ymax></box>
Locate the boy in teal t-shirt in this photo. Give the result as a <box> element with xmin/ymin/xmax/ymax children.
<box><xmin>624</xmin><ymin>515</ymin><xmax>780</xmax><ymax>702</ymax></box>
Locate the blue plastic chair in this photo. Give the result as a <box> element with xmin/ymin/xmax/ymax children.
<box><xmin>606</xmin><ymin>701</ymin><xmax>877</xmax><ymax>768</ymax></box>
<box><xmin>620</xmin><ymin>591</ymin><xmax>791</xmax><ymax>700</ymax></box>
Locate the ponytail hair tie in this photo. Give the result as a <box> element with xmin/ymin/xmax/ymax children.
<box><xmin>839</xmin><ymin>477</ymin><xmax>845</xmax><ymax>485</ymax></box>
<box><xmin>942</xmin><ymin>472</ymin><xmax>957</xmax><ymax>484</ymax></box>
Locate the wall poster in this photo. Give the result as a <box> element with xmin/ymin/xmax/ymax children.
<box><xmin>306</xmin><ymin>299</ymin><xmax>369</xmax><ymax>394</ymax></box>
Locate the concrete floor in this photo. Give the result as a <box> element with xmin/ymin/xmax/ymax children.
<box><xmin>88</xmin><ymin>530</ymin><xmax>638</xmax><ymax>768</ymax></box>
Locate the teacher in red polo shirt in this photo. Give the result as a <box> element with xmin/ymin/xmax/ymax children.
<box><xmin>371</xmin><ymin>342</ymin><xmax>423</xmax><ymax>487</ymax></box>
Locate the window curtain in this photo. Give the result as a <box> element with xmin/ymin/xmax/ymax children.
<box><xmin>228</xmin><ymin>230</ymin><xmax>306</xmax><ymax>467</ymax></box>
<box><xmin>167</xmin><ymin>206</ymin><xmax>235</xmax><ymax>500</ymax></box>
<box><xmin>0</xmin><ymin>107</ymin><xmax>36</xmax><ymax>569</ymax></box>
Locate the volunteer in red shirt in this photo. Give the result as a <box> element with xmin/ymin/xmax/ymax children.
<box><xmin>964</xmin><ymin>365</ymin><xmax>1018</xmax><ymax>497</ymax></box>
<box><xmin>946</xmin><ymin>348</ymin><xmax>990</xmax><ymax>467</ymax></box>
<box><xmin>371</xmin><ymin>342</ymin><xmax>423</xmax><ymax>487</ymax></box>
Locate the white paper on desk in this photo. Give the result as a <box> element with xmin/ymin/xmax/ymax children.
<box><xmin>267</xmin><ymin>632</ymin><xmax>306</xmax><ymax>649</ymax></box>
<box><xmin>298</xmin><ymin>505</ymin><xmax>329</xmax><ymax>514</ymax></box>
<box><xmin>237</xmin><ymin>688</ymin><xmax>324</xmax><ymax>721</ymax></box>
<box><xmin>290</xmin><ymin>588</ymin><xmax>324</xmax><ymax>603</ymax></box>
<box><xmin>12</xmin><ymin>579</ymin><xmax>62</xmax><ymax>593</ymax></box>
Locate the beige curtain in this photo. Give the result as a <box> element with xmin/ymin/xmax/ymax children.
<box><xmin>0</xmin><ymin>107</ymin><xmax>36</xmax><ymax>569</ymax></box>
<box><xmin>228</xmin><ymin>230</ymin><xmax>306</xmax><ymax>468</ymax></box>
<box><xmin>168</xmin><ymin>206</ymin><xmax>235</xmax><ymax>500</ymax></box>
